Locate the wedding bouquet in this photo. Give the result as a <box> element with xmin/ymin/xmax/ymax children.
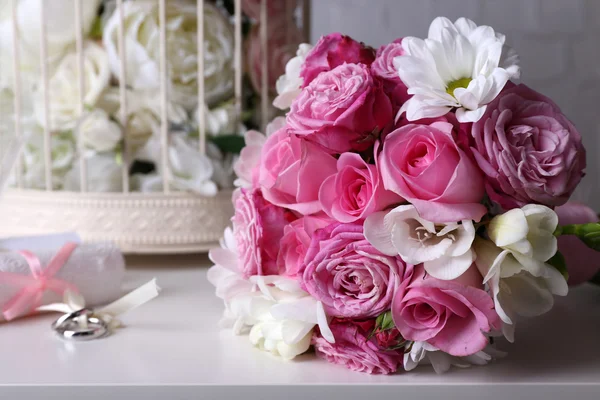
<box><xmin>208</xmin><ymin>16</ymin><xmax>598</xmax><ymax>374</ymax></box>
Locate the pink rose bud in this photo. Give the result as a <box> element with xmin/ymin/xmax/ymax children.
<box><xmin>371</xmin><ymin>38</ymin><xmax>410</xmax><ymax>112</ymax></box>
<box><xmin>555</xmin><ymin>202</ymin><xmax>600</xmax><ymax>285</ymax></box>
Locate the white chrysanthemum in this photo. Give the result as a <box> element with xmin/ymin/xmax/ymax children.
<box><xmin>395</xmin><ymin>17</ymin><xmax>520</xmax><ymax>122</ymax></box>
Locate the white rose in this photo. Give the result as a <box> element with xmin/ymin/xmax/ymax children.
<box><xmin>103</xmin><ymin>0</ymin><xmax>234</xmax><ymax>110</ymax></box>
<box><xmin>365</xmin><ymin>204</ymin><xmax>476</xmax><ymax>280</ymax></box>
<box><xmin>21</xmin><ymin>128</ymin><xmax>75</xmax><ymax>189</ymax></box>
<box><xmin>33</xmin><ymin>41</ymin><xmax>110</xmax><ymax>131</ymax></box>
<box><xmin>194</xmin><ymin>101</ymin><xmax>244</xmax><ymax>137</ymax></box>
<box><xmin>76</xmin><ymin>108</ymin><xmax>122</xmax><ymax>153</ymax></box>
<box><xmin>135</xmin><ymin>133</ymin><xmax>217</xmax><ymax>196</ymax></box>
<box><xmin>64</xmin><ymin>153</ymin><xmax>123</xmax><ymax>193</ymax></box>
<box><xmin>100</xmin><ymin>88</ymin><xmax>188</xmax><ymax>150</ymax></box>
<box><xmin>206</xmin><ymin>141</ymin><xmax>236</xmax><ymax>190</ymax></box>
<box><xmin>273</xmin><ymin>43</ymin><xmax>313</xmax><ymax>110</ymax></box>
<box><xmin>0</xmin><ymin>0</ymin><xmax>101</xmax><ymax>88</ymax></box>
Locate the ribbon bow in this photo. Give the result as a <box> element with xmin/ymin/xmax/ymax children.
<box><xmin>1</xmin><ymin>242</ymin><xmax>79</xmax><ymax>321</ymax></box>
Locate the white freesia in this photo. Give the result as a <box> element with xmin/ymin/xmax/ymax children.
<box><xmin>488</xmin><ymin>204</ymin><xmax>558</xmax><ymax>263</ymax></box>
<box><xmin>365</xmin><ymin>204</ymin><xmax>476</xmax><ymax>280</ymax></box>
<box><xmin>474</xmin><ymin>239</ymin><xmax>568</xmax><ymax>341</ymax></box>
<box><xmin>21</xmin><ymin>128</ymin><xmax>75</xmax><ymax>189</ymax></box>
<box><xmin>395</xmin><ymin>17</ymin><xmax>520</xmax><ymax>122</ymax></box>
<box><xmin>33</xmin><ymin>41</ymin><xmax>110</xmax><ymax>131</ymax></box>
<box><xmin>0</xmin><ymin>0</ymin><xmax>101</xmax><ymax>88</ymax></box>
<box><xmin>135</xmin><ymin>133</ymin><xmax>217</xmax><ymax>196</ymax></box>
<box><xmin>100</xmin><ymin>88</ymin><xmax>188</xmax><ymax>151</ymax></box>
<box><xmin>207</xmin><ymin>228</ymin><xmax>333</xmax><ymax>359</ymax></box>
<box><xmin>103</xmin><ymin>0</ymin><xmax>234</xmax><ymax>110</ymax></box>
<box><xmin>64</xmin><ymin>153</ymin><xmax>123</xmax><ymax>193</ymax></box>
<box><xmin>404</xmin><ymin>341</ymin><xmax>505</xmax><ymax>374</ymax></box>
<box><xmin>76</xmin><ymin>108</ymin><xmax>122</xmax><ymax>153</ymax></box>
<box><xmin>273</xmin><ymin>43</ymin><xmax>313</xmax><ymax>110</ymax></box>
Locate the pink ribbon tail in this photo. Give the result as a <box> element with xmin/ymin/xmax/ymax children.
<box><xmin>1</xmin><ymin>242</ymin><xmax>79</xmax><ymax>321</ymax></box>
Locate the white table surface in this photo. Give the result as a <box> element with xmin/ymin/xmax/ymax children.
<box><xmin>0</xmin><ymin>254</ymin><xmax>599</xmax><ymax>400</ymax></box>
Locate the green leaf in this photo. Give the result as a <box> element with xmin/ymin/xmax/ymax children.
<box><xmin>208</xmin><ymin>135</ymin><xmax>245</xmax><ymax>154</ymax></box>
<box><xmin>556</xmin><ymin>223</ymin><xmax>600</xmax><ymax>252</ymax></box>
<box><xmin>375</xmin><ymin>311</ymin><xmax>395</xmax><ymax>332</ymax></box>
<box><xmin>88</xmin><ymin>16</ymin><xmax>103</xmax><ymax>40</ymax></box>
<box><xmin>547</xmin><ymin>251</ymin><xmax>569</xmax><ymax>281</ymax></box>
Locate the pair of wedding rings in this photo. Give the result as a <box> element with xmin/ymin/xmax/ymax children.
<box><xmin>51</xmin><ymin>308</ymin><xmax>109</xmax><ymax>341</ymax></box>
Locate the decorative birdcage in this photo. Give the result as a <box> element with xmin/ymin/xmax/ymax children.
<box><xmin>0</xmin><ymin>0</ymin><xmax>310</xmax><ymax>253</ymax></box>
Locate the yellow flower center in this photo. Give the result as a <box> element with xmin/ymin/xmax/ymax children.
<box><xmin>446</xmin><ymin>77</ymin><xmax>472</xmax><ymax>96</ymax></box>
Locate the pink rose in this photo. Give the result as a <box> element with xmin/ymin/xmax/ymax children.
<box><xmin>242</xmin><ymin>0</ymin><xmax>298</xmax><ymax>21</ymax></box>
<box><xmin>380</xmin><ymin>121</ymin><xmax>487</xmax><ymax>223</ymax></box>
<box><xmin>276</xmin><ymin>215</ymin><xmax>332</xmax><ymax>278</ymax></box>
<box><xmin>233</xmin><ymin>130</ymin><xmax>266</xmax><ymax>188</ymax></box>
<box><xmin>555</xmin><ymin>202</ymin><xmax>600</xmax><ymax>285</ymax></box>
<box><xmin>287</xmin><ymin>63</ymin><xmax>393</xmax><ymax>153</ymax></box>
<box><xmin>469</xmin><ymin>83</ymin><xmax>586</xmax><ymax>210</ymax></box>
<box><xmin>319</xmin><ymin>145</ymin><xmax>402</xmax><ymax>223</ymax></box>
<box><xmin>300</xmin><ymin>33</ymin><xmax>375</xmax><ymax>87</ymax></box>
<box><xmin>300</xmin><ymin>223</ymin><xmax>411</xmax><ymax>319</ymax></box>
<box><xmin>311</xmin><ymin>319</ymin><xmax>403</xmax><ymax>375</ymax></box>
<box><xmin>392</xmin><ymin>265</ymin><xmax>499</xmax><ymax>357</ymax></box>
<box><xmin>371</xmin><ymin>39</ymin><xmax>410</xmax><ymax>112</ymax></box>
<box><xmin>246</xmin><ymin>17</ymin><xmax>303</xmax><ymax>94</ymax></box>
<box><xmin>232</xmin><ymin>188</ymin><xmax>294</xmax><ymax>277</ymax></box>
<box><xmin>258</xmin><ymin>125</ymin><xmax>337</xmax><ymax>215</ymax></box>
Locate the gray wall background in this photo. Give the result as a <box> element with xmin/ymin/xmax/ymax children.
<box><xmin>311</xmin><ymin>0</ymin><xmax>600</xmax><ymax>209</ymax></box>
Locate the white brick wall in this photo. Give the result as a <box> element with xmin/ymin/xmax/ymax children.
<box><xmin>311</xmin><ymin>0</ymin><xmax>600</xmax><ymax>209</ymax></box>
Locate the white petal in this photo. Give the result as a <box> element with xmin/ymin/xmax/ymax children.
<box><xmin>501</xmin><ymin>273</ymin><xmax>555</xmax><ymax>318</ymax></box>
<box><xmin>455</xmin><ymin>105</ymin><xmax>486</xmax><ymax>123</ymax></box>
<box><xmin>447</xmin><ymin>220</ymin><xmax>476</xmax><ymax>257</ymax></box>
<box><xmin>364</xmin><ymin>211</ymin><xmax>397</xmax><ymax>256</ymax></box>
<box><xmin>424</xmin><ymin>250</ymin><xmax>474</xmax><ymax>280</ymax></box>
<box><xmin>543</xmin><ymin>264</ymin><xmax>569</xmax><ymax>296</ymax></box>
<box><xmin>317</xmin><ymin>301</ymin><xmax>335</xmax><ymax>343</ymax></box>
<box><xmin>488</xmin><ymin>208</ymin><xmax>529</xmax><ymax>248</ymax></box>
<box><xmin>281</xmin><ymin>320</ymin><xmax>314</xmax><ymax>345</ymax></box>
<box><xmin>428</xmin><ymin>17</ymin><xmax>456</xmax><ymax>41</ymax></box>
<box><xmin>428</xmin><ymin>351</ymin><xmax>453</xmax><ymax>374</ymax></box>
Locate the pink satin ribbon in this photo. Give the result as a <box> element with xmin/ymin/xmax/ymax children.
<box><xmin>1</xmin><ymin>242</ymin><xmax>79</xmax><ymax>321</ymax></box>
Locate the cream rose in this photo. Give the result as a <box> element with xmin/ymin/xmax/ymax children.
<box><xmin>21</xmin><ymin>128</ymin><xmax>75</xmax><ymax>190</ymax></box>
<box><xmin>64</xmin><ymin>153</ymin><xmax>123</xmax><ymax>193</ymax></box>
<box><xmin>0</xmin><ymin>0</ymin><xmax>101</xmax><ymax>89</ymax></box>
<box><xmin>77</xmin><ymin>108</ymin><xmax>122</xmax><ymax>153</ymax></box>
<box><xmin>103</xmin><ymin>0</ymin><xmax>234</xmax><ymax>110</ymax></box>
<box><xmin>33</xmin><ymin>41</ymin><xmax>110</xmax><ymax>131</ymax></box>
<box><xmin>99</xmin><ymin>88</ymin><xmax>188</xmax><ymax>151</ymax></box>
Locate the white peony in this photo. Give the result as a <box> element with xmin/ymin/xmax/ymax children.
<box><xmin>365</xmin><ymin>204</ymin><xmax>476</xmax><ymax>280</ymax></box>
<box><xmin>103</xmin><ymin>0</ymin><xmax>234</xmax><ymax>110</ymax></box>
<box><xmin>474</xmin><ymin>206</ymin><xmax>568</xmax><ymax>342</ymax></box>
<box><xmin>206</xmin><ymin>142</ymin><xmax>236</xmax><ymax>190</ymax></box>
<box><xmin>21</xmin><ymin>128</ymin><xmax>75</xmax><ymax>189</ymax></box>
<box><xmin>77</xmin><ymin>108</ymin><xmax>122</xmax><ymax>153</ymax></box>
<box><xmin>0</xmin><ymin>0</ymin><xmax>101</xmax><ymax>89</ymax></box>
<box><xmin>99</xmin><ymin>88</ymin><xmax>188</xmax><ymax>151</ymax></box>
<box><xmin>135</xmin><ymin>133</ymin><xmax>217</xmax><ymax>196</ymax></box>
<box><xmin>64</xmin><ymin>153</ymin><xmax>123</xmax><ymax>193</ymax></box>
<box><xmin>33</xmin><ymin>41</ymin><xmax>110</xmax><ymax>131</ymax></box>
<box><xmin>207</xmin><ymin>228</ymin><xmax>334</xmax><ymax>359</ymax></box>
<box><xmin>395</xmin><ymin>17</ymin><xmax>520</xmax><ymax>122</ymax></box>
<box><xmin>273</xmin><ymin>43</ymin><xmax>313</xmax><ymax>110</ymax></box>
<box><xmin>404</xmin><ymin>341</ymin><xmax>504</xmax><ymax>374</ymax></box>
